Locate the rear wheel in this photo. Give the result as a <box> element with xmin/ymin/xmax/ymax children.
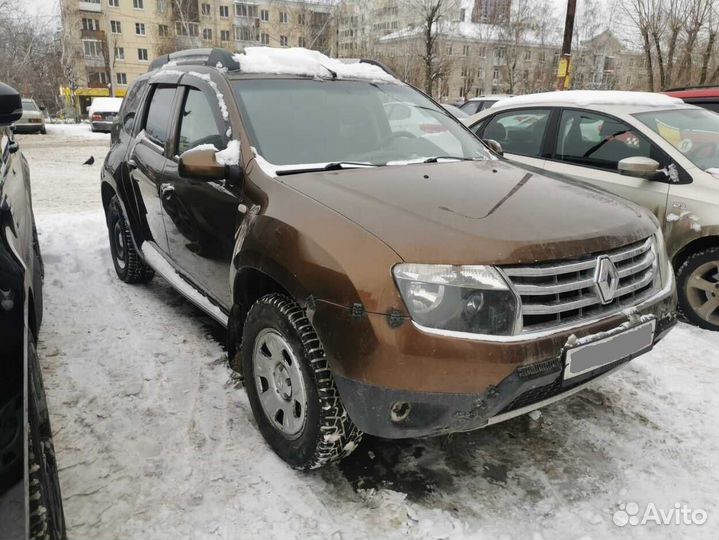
<box><xmin>677</xmin><ymin>247</ymin><xmax>719</xmax><ymax>331</ymax></box>
<box><xmin>240</xmin><ymin>293</ymin><xmax>362</xmax><ymax>469</ymax></box>
<box><xmin>107</xmin><ymin>196</ymin><xmax>154</xmax><ymax>284</ymax></box>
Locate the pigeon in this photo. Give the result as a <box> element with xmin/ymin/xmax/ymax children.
<box><xmin>83</xmin><ymin>156</ymin><xmax>95</xmax><ymax>166</ymax></box>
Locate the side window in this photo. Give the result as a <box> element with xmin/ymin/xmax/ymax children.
<box><xmin>482</xmin><ymin>109</ymin><xmax>550</xmax><ymax>157</ymax></box>
<box><xmin>555</xmin><ymin>110</ymin><xmax>652</xmax><ymax>171</ymax></box>
<box><xmin>471</xmin><ymin>120</ymin><xmax>486</xmax><ymax>137</ymax></box>
<box><xmin>177</xmin><ymin>88</ymin><xmax>225</xmax><ymax>155</ymax></box>
<box><xmin>143</xmin><ymin>86</ymin><xmax>176</xmax><ymax>146</ymax></box>
<box><xmin>120</xmin><ymin>78</ymin><xmax>148</xmax><ymax>133</ymax></box>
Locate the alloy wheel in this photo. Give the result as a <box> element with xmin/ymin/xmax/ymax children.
<box><xmin>686</xmin><ymin>260</ymin><xmax>719</xmax><ymax>327</ymax></box>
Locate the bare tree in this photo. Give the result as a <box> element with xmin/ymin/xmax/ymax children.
<box><xmin>411</xmin><ymin>0</ymin><xmax>457</xmax><ymax>96</ymax></box>
<box><xmin>624</xmin><ymin>0</ymin><xmax>659</xmax><ymax>90</ymax></box>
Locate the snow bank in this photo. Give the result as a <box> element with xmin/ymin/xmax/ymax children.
<box><xmin>233</xmin><ymin>47</ymin><xmax>398</xmax><ymax>83</ymax></box>
<box><xmin>494</xmin><ymin>90</ymin><xmax>684</xmax><ymax>109</ymax></box>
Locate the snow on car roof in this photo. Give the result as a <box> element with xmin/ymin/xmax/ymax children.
<box><xmin>88</xmin><ymin>97</ymin><xmax>123</xmax><ymax>114</ymax></box>
<box><xmin>493</xmin><ymin>90</ymin><xmax>684</xmax><ymax>109</ymax></box>
<box><xmin>232</xmin><ymin>47</ymin><xmax>398</xmax><ymax>83</ymax></box>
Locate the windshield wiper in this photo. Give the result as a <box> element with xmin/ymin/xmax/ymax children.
<box><xmin>422</xmin><ymin>156</ymin><xmax>476</xmax><ymax>163</ymax></box>
<box><xmin>276</xmin><ymin>162</ymin><xmax>378</xmax><ymax>176</ymax></box>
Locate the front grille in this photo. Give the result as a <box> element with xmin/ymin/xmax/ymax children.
<box><xmin>503</xmin><ymin>237</ymin><xmax>660</xmax><ymax>334</ymax></box>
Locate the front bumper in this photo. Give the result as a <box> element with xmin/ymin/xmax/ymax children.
<box><xmin>91</xmin><ymin>121</ymin><xmax>113</xmax><ymax>132</ymax></box>
<box><xmin>314</xmin><ymin>268</ymin><xmax>677</xmax><ymax>439</ymax></box>
<box><xmin>13</xmin><ymin>122</ymin><xmax>43</xmax><ymax>133</ymax></box>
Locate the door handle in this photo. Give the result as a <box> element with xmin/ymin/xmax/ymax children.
<box><xmin>128</xmin><ymin>158</ymin><xmax>137</xmax><ymax>170</ymax></box>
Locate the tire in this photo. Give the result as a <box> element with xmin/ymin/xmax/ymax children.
<box><xmin>40</xmin><ymin>127</ymin><xmax>47</xmax><ymax>135</ymax></box>
<box><xmin>107</xmin><ymin>195</ymin><xmax>154</xmax><ymax>284</ymax></box>
<box><xmin>28</xmin><ymin>330</ymin><xmax>67</xmax><ymax>540</ymax></box>
<box><xmin>676</xmin><ymin>246</ymin><xmax>719</xmax><ymax>331</ymax></box>
<box><xmin>0</xmin><ymin>390</ymin><xmax>22</xmax><ymax>495</ymax></box>
<box><xmin>241</xmin><ymin>293</ymin><xmax>362</xmax><ymax>470</ymax></box>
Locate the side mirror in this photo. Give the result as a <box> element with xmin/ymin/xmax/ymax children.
<box><xmin>483</xmin><ymin>138</ymin><xmax>504</xmax><ymax>156</ymax></box>
<box><xmin>618</xmin><ymin>156</ymin><xmax>662</xmax><ymax>179</ymax></box>
<box><xmin>0</xmin><ymin>83</ymin><xmax>23</xmax><ymax>127</ymax></box>
<box><xmin>178</xmin><ymin>147</ymin><xmax>227</xmax><ymax>181</ymax></box>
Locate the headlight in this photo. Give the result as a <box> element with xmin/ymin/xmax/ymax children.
<box><xmin>393</xmin><ymin>264</ymin><xmax>520</xmax><ymax>336</ymax></box>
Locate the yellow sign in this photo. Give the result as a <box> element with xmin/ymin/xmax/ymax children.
<box><xmin>60</xmin><ymin>87</ymin><xmax>127</xmax><ymax>98</ymax></box>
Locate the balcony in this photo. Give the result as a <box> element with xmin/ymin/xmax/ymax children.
<box><xmin>81</xmin><ymin>29</ymin><xmax>106</xmax><ymax>41</ymax></box>
<box><xmin>79</xmin><ymin>0</ymin><xmax>102</xmax><ymax>12</ymax></box>
<box><xmin>84</xmin><ymin>56</ymin><xmax>106</xmax><ymax>68</ymax></box>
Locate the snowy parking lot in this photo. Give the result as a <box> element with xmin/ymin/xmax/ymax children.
<box><xmin>20</xmin><ymin>125</ymin><xmax>719</xmax><ymax>540</ymax></box>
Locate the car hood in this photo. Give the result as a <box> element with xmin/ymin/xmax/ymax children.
<box><xmin>282</xmin><ymin>160</ymin><xmax>656</xmax><ymax>265</ymax></box>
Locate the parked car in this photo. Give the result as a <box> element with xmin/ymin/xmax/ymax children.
<box><xmin>458</xmin><ymin>94</ymin><xmax>513</xmax><ymax>115</ymax></box>
<box><xmin>464</xmin><ymin>90</ymin><xmax>719</xmax><ymax>330</ymax></box>
<box><xmin>0</xmin><ymin>82</ymin><xmax>66</xmax><ymax>539</ymax></box>
<box><xmin>101</xmin><ymin>48</ymin><xmax>676</xmax><ymax>470</ymax></box>
<box><xmin>440</xmin><ymin>103</ymin><xmax>469</xmax><ymax>119</ymax></box>
<box><xmin>13</xmin><ymin>98</ymin><xmax>46</xmax><ymax>134</ymax></box>
<box><xmin>664</xmin><ymin>86</ymin><xmax>719</xmax><ymax>113</ymax></box>
<box><xmin>88</xmin><ymin>97</ymin><xmax>123</xmax><ymax>132</ymax></box>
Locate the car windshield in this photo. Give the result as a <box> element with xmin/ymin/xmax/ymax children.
<box><xmin>633</xmin><ymin>108</ymin><xmax>719</xmax><ymax>171</ymax></box>
<box><xmin>22</xmin><ymin>100</ymin><xmax>38</xmax><ymax>112</ymax></box>
<box><xmin>232</xmin><ymin>79</ymin><xmax>491</xmax><ymax>169</ymax></box>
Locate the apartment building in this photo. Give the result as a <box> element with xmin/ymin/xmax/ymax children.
<box><xmin>60</xmin><ymin>0</ymin><xmax>335</xmax><ymax>114</ymax></box>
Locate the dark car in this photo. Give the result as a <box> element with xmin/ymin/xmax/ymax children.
<box><xmin>665</xmin><ymin>86</ymin><xmax>719</xmax><ymax>113</ymax></box>
<box><xmin>0</xmin><ymin>82</ymin><xmax>65</xmax><ymax>540</ymax></box>
<box><xmin>101</xmin><ymin>48</ymin><xmax>676</xmax><ymax>470</ymax></box>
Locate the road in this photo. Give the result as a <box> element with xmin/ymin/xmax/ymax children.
<box><xmin>19</xmin><ymin>124</ymin><xmax>719</xmax><ymax>540</ymax></box>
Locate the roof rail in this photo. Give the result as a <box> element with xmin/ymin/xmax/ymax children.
<box><xmin>359</xmin><ymin>59</ymin><xmax>397</xmax><ymax>79</ymax></box>
<box><xmin>149</xmin><ymin>48</ymin><xmax>240</xmax><ymax>73</ymax></box>
<box><xmin>665</xmin><ymin>84</ymin><xmax>717</xmax><ymax>91</ymax></box>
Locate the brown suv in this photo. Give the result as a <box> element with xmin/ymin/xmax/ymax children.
<box><xmin>100</xmin><ymin>48</ymin><xmax>677</xmax><ymax>470</ymax></box>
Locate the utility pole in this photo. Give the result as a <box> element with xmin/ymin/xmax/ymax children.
<box><xmin>556</xmin><ymin>0</ymin><xmax>577</xmax><ymax>90</ymax></box>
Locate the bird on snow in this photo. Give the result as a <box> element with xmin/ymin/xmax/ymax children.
<box><xmin>83</xmin><ymin>156</ymin><xmax>95</xmax><ymax>166</ymax></box>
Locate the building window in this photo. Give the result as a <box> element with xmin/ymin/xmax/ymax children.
<box><xmin>202</xmin><ymin>28</ymin><xmax>212</xmax><ymax>40</ymax></box>
<box><xmin>156</xmin><ymin>0</ymin><xmax>167</xmax><ymax>12</ymax></box>
<box><xmin>115</xmin><ymin>46</ymin><xmax>124</xmax><ymax>60</ymax></box>
<box><xmin>158</xmin><ymin>24</ymin><xmax>169</xmax><ymax>37</ymax></box>
<box><xmin>235</xmin><ymin>3</ymin><xmax>258</xmax><ymax>17</ymax></box>
<box><xmin>81</xmin><ymin>18</ymin><xmax>100</xmax><ymax>31</ymax></box>
<box><xmin>495</xmin><ymin>47</ymin><xmax>506</xmax><ymax>59</ymax></box>
<box><xmin>133</xmin><ymin>0</ymin><xmax>143</xmax><ymax>8</ymax></box>
<box><xmin>219</xmin><ymin>5</ymin><xmax>229</xmax><ymax>17</ymax></box>
<box><xmin>234</xmin><ymin>26</ymin><xmax>258</xmax><ymax>41</ymax></box>
<box><xmin>135</xmin><ymin>22</ymin><xmax>146</xmax><ymax>35</ymax></box>
<box><xmin>524</xmin><ymin>49</ymin><xmax>531</xmax><ymax>61</ymax></box>
<box><xmin>116</xmin><ymin>72</ymin><xmax>128</xmax><ymax>85</ymax></box>
<box><xmin>538</xmin><ymin>51</ymin><xmax>546</xmax><ymax>62</ymax></box>
<box><xmin>298</xmin><ymin>13</ymin><xmax>305</xmax><ymax>24</ymax></box>
<box><xmin>108</xmin><ymin>0</ymin><xmax>119</xmax><ymax>7</ymax></box>
<box><xmin>260</xmin><ymin>9</ymin><xmax>269</xmax><ymax>21</ymax></box>
<box><xmin>463</xmin><ymin>45</ymin><xmax>470</xmax><ymax>56</ymax></box>
<box><xmin>82</xmin><ymin>40</ymin><xmax>102</xmax><ymax>57</ymax></box>
<box><xmin>138</xmin><ymin>48</ymin><xmax>148</xmax><ymax>61</ymax></box>
<box><xmin>493</xmin><ymin>68</ymin><xmax>500</xmax><ymax>81</ymax></box>
<box><xmin>220</xmin><ymin>29</ymin><xmax>230</xmax><ymax>41</ymax></box>
<box><xmin>279</xmin><ymin>12</ymin><xmax>288</xmax><ymax>24</ymax></box>
<box><xmin>298</xmin><ymin>36</ymin><xmax>306</xmax><ymax>47</ymax></box>
<box><xmin>280</xmin><ymin>35</ymin><xmax>288</xmax><ymax>46</ymax></box>
<box><xmin>110</xmin><ymin>20</ymin><xmax>122</xmax><ymax>33</ymax></box>
<box><xmin>447</xmin><ymin>44</ymin><xmax>453</xmax><ymax>55</ymax></box>
<box><xmin>260</xmin><ymin>32</ymin><xmax>269</xmax><ymax>45</ymax></box>
<box><xmin>201</xmin><ymin>3</ymin><xmax>211</xmax><ymax>15</ymax></box>
<box><xmin>91</xmin><ymin>71</ymin><xmax>109</xmax><ymax>85</ymax></box>
<box><xmin>176</xmin><ymin>22</ymin><xmax>199</xmax><ymax>36</ymax></box>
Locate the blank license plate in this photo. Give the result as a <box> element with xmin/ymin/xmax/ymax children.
<box><xmin>564</xmin><ymin>320</ymin><xmax>656</xmax><ymax>381</ymax></box>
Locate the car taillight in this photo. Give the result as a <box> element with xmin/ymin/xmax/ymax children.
<box><xmin>92</xmin><ymin>114</ymin><xmax>103</xmax><ymax>121</ymax></box>
<box><xmin>419</xmin><ymin>124</ymin><xmax>447</xmax><ymax>134</ymax></box>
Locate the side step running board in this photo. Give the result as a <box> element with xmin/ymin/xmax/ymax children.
<box><xmin>140</xmin><ymin>242</ymin><xmax>229</xmax><ymax>327</ymax></box>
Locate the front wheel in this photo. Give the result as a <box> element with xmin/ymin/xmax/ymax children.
<box><xmin>240</xmin><ymin>294</ymin><xmax>362</xmax><ymax>469</ymax></box>
<box><xmin>677</xmin><ymin>247</ymin><xmax>719</xmax><ymax>331</ymax></box>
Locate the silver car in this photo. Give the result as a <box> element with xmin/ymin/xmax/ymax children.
<box><xmin>464</xmin><ymin>90</ymin><xmax>719</xmax><ymax>331</ymax></box>
<box><xmin>13</xmin><ymin>98</ymin><xmax>46</xmax><ymax>134</ymax></box>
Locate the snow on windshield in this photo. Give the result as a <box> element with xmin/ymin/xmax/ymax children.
<box><xmin>233</xmin><ymin>47</ymin><xmax>399</xmax><ymax>83</ymax></box>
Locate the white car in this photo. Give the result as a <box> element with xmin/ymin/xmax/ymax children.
<box><xmin>383</xmin><ymin>101</ymin><xmax>464</xmax><ymax>157</ymax></box>
<box><xmin>13</xmin><ymin>98</ymin><xmax>46</xmax><ymax>134</ymax></box>
<box><xmin>88</xmin><ymin>97</ymin><xmax>123</xmax><ymax>132</ymax></box>
<box><xmin>463</xmin><ymin>90</ymin><xmax>719</xmax><ymax>330</ymax></box>
<box><xmin>457</xmin><ymin>94</ymin><xmax>513</xmax><ymax>115</ymax></box>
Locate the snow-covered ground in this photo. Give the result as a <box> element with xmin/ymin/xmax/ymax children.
<box><xmin>17</xmin><ymin>129</ymin><xmax>719</xmax><ymax>540</ymax></box>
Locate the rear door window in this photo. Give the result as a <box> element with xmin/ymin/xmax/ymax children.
<box><xmin>144</xmin><ymin>86</ymin><xmax>176</xmax><ymax>146</ymax></box>
<box><xmin>481</xmin><ymin>109</ymin><xmax>550</xmax><ymax>157</ymax></box>
<box><xmin>120</xmin><ymin>79</ymin><xmax>148</xmax><ymax>133</ymax></box>
<box><xmin>555</xmin><ymin>110</ymin><xmax>652</xmax><ymax>171</ymax></box>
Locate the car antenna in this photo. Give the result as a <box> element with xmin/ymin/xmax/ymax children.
<box><xmin>320</xmin><ymin>64</ymin><xmax>338</xmax><ymax>80</ymax></box>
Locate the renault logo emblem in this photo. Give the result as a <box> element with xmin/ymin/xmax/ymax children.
<box><xmin>594</xmin><ymin>256</ymin><xmax>619</xmax><ymax>304</ymax></box>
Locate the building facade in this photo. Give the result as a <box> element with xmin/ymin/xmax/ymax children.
<box><xmin>60</xmin><ymin>0</ymin><xmax>335</xmax><ymax>114</ymax></box>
